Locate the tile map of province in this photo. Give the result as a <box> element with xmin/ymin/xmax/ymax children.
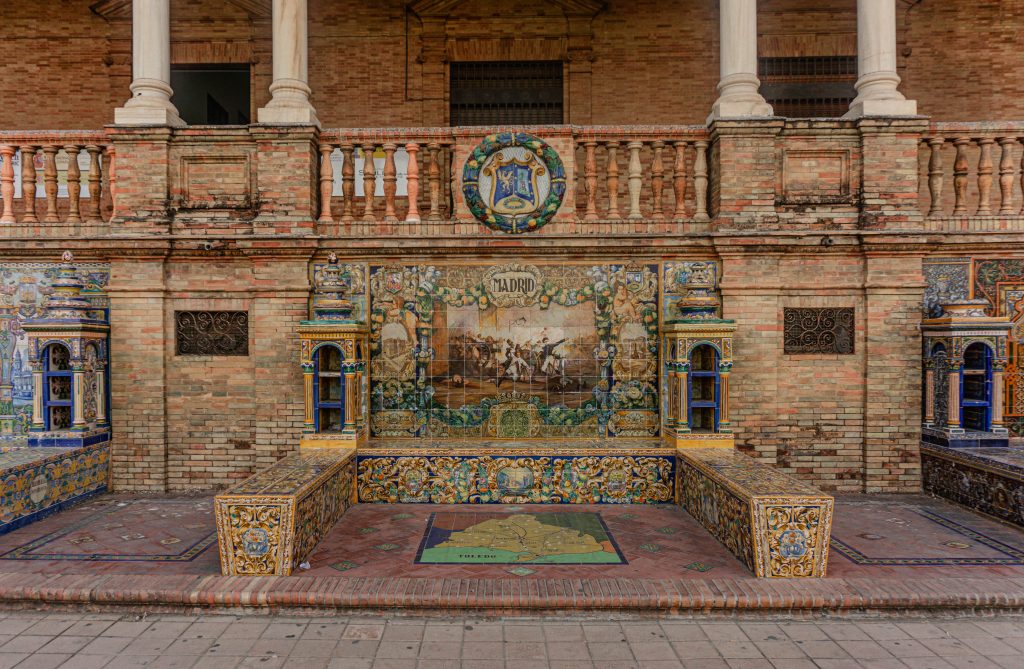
<box><xmin>415</xmin><ymin>512</ymin><xmax>626</xmax><ymax>564</ymax></box>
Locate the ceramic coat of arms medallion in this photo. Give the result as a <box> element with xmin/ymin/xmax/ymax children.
<box><xmin>462</xmin><ymin>132</ymin><xmax>566</xmax><ymax>234</ymax></box>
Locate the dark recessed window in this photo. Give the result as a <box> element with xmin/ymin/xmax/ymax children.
<box><xmin>175</xmin><ymin>311</ymin><xmax>249</xmax><ymax>356</ymax></box>
<box><xmin>170</xmin><ymin>64</ymin><xmax>251</xmax><ymax>125</ymax></box>
<box><xmin>759</xmin><ymin>56</ymin><xmax>857</xmax><ymax>118</ymax></box>
<box><xmin>450</xmin><ymin>61</ymin><xmax>564</xmax><ymax>126</ymax></box>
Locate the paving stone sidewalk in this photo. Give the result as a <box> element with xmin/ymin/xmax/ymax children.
<box><xmin>1</xmin><ymin>611</ymin><xmax>1024</xmax><ymax>669</ymax></box>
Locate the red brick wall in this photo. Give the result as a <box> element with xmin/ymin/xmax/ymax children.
<box><xmin>3</xmin><ymin>0</ymin><xmax>1023</xmax><ymax>130</ymax></box>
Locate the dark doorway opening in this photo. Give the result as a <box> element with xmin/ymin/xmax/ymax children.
<box><xmin>449</xmin><ymin>61</ymin><xmax>564</xmax><ymax>126</ymax></box>
<box><xmin>170</xmin><ymin>64</ymin><xmax>251</xmax><ymax>125</ymax></box>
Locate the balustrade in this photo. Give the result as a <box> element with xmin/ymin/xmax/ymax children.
<box><xmin>319</xmin><ymin>126</ymin><xmax>709</xmax><ymax>236</ymax></box>
<box><xmin>920</xmin><ymin>123</ymin><xmax>1024</xmax><ymax>231</ymax></box>
<box><xmin>0</xmin><ymin>133</ymin><xmax>112</xmax><ymax>229</ymax></box>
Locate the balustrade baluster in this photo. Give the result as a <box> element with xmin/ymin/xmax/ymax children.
<box><xmin>427</xmin><ymin>143</ymin><xmax>441</xmax><ymax>220</ymax></box>
<box><xmin>673</xmin><ymin>141</ymin><xmax>688</xmax><ymax>219</ymax></box>
<box><xmin>605</xmin><ymin>142</ymin><xmax>620</xmax><ymax>220</ymax></box>
<box><xmin>952</xmin><ymin>138</ymin><xmax>970</xmax><ymax>216</ymax></box>
<box><xmin>1020</xmin><ymin>135</ymin><xmax>1024</xmax><ymax>216</ymax></box>
<box><xmin>405</xmin><ymin>142</ymin><xmax>420</xmax><ymax>223</ymax></box>
<box><xmin>65</xmin><ymin>145</ymin><xmax>82</xmax><ymax>224</ymax></box>
<box><xmin>340</xmin><ymin>144</ymin><xmax>355</xmax><ymax>222</ymax></box>
<box><xmin>42</xmin><ymin>146</ymin><xmax>59</xmax><ymax>223</ymax></box>
<box><xmin>362</xmin><ymin>143</ymin><xmax>376</xmax><ymax>222</ymax></box>
<box><xmin>693</xmin><ymin>140</ymin><xmax>709</xmax><ymax>222</ymax></box>
<box><xmin>999</xmin><ymin>137</ymin><xmax>1016</xmax><ymax>215</ymax></box>
<box><xmin>976</xmin><ymin>137</ymin><xmax>994</xmax><ymax>215</ymax></box>
<box><xmin>20</xmin><ymin>146</ymin><xmax>38</xmax><ymax>223</ymax></box>
<box><xmin>626</xmin><ymin>141</ymin><xmax>643</xmax><ymax>220</ymax></box>
<box><xmin>102</xmin><ymin>146</ymin><xmax>114</xmax><ymax>218</ymax></box>
<box><xmin>382</xmin><ymin>143</ymin><xmax>397</xmax><ymax>221</ymax></box>
<box><xmin>650</xmin><ymin>141</ymin><xmax>665</xmax><ymax>220</ymax></box>
<box><xmin>583</xmin><ymin>141</ymin><xmax>598</xmax><ymax>222</ymax></box>
<box><xmin>0</xmin><ymin>146</ymin><xmax>14</xmax><ymax>223</ymax></box>
<box><xmin>85</xmin><ymin>145</ymin><xmax>102</xmax><ymax>223</ymax></box>
<box><xmin>926</xmin><ymin>138</ymin><xmax>944</xmax><ymax>218</ymax></box>
<box><xmin>318</xmin><ymin>143</ymin><xmax>334</xmax><ymax>223</ymax></box>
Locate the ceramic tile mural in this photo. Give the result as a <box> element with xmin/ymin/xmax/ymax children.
<box><xmin>0</xmin><ymin>262</ymin><xmax>109</xmax><ymax>444</ymax></box>
<box><xmin>366</xmin><ymin>261</ymin><xmax>677</xmax><ymax>440</ymax></box>
<box><xmin>0</xmin><ymin>440</ymin><xmax>110</xmax><ymax>535</ymax></box>
<box><xmin>214</xmin><ymin>449</ymin><xmax>356</xmax><ymax>576</ymax></box>
<box><xmin>357</xmin><ymin>452</ymin><xmax>675</xmax><ymax>504</ymax></box>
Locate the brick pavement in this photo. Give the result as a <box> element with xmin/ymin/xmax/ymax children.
<box><xmin>1</xmin><ymin>610</ymin><xmax>1024</xmax><ymax>669</ymax></box>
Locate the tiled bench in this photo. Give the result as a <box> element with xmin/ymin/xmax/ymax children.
<box><xmin>922</xmin><ymin>444</ymin><xmax>1024</xmax><ymax>528</ymax></box>
<box><xmin>0</xmin><ymin>441</ymin><xmax>110</xmax><ymax>535</ymax></box>
<box><xmin>676</xmin><ymin>448</ymin><xmax>834</xmax><ymax>578</ymax></box>
<box><xmin>214</xmin><ymin>448</ymin><xmax>356</xmax><ymax>576</ymax></box>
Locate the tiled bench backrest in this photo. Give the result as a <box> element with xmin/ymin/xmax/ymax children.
<box><xmin>677</xmin><ymin>448</ymin><xmax>834</xmax><ymax>578</ymax></box>
<box><xmin>214</xmin><ymin>448</ymin><xmax>356</xmax><ymax>576</ymax></box>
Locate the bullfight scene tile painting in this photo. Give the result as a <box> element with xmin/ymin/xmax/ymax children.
<box><xmin>368</xmin><ymin>262</ymin><xmax>661</xmax><ymax>440</ymax></box>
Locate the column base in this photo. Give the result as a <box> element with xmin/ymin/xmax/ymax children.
<box><xmin>114</xmin><ymin>106</ymin><xmax>185</xmax><ymax>127</ymax></box>
<box><xmin>707</xmin><ymin>98</ymin><xmax>775</xmax><ymax>123</ymax></box>
<box><xmin>843</xmin><ymin>98</ymin><xmax>918</xmax><ymax>118</ymax></box>
<box><xmin>257</xmin><ymin>105</ymin><xmax>320</xmax><ymax>126</ymax></box>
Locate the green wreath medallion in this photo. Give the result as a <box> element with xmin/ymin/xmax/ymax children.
<box><xmin>461</xmin><ymin>132</ymin><xmax>566</xmax><ymax>234</ymax></box>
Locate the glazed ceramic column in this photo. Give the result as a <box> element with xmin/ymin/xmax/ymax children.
<box><xmin>96</xmin><ymin>365</ymin><xmax>108</xmax><ymax>426</ymax></box>
<box><xmin>677</xmin><ymin>366</ymin><xmax>690</xmax><ymax>433</ymax></box>
<box><xmin>302</xmin><ymin>364</ymin><xmax>315</xmax><ymax>432</ymax></box>
<box><xmin>718</xmin><ymin>370</ymin><xmax>731</xmax><ymax>432</ymax></box>
<box><xmin>844</xmin><ymin>0</ymin><xmax>917</xmax><ymax>118</ymax></box>
<box><xmin>946</xmin><ymin>368</ymin><xmax>961</xmax><ymax>430</ymax></box>
<box><xmin>257</xmin><ymin>0</ymin><xmax>319</xmax><ymax>125</ymax></box>
<box><xmin>343</xmin><ymin>366</ymin><xmax>357</xmax><ymax>432</ymax></box>
<box><xmin>708</xmin><ymin>0</ymin><xmax>773</xmax><ymax>121</ymax></box>
<box><xmin>114</xmin><ymin>0</ymin><xmax>184</xmax><ymax>126</ymax></box>
<box><xmin>31</xmin><ymin>368</ymin><xmax>44</xmax><ymax>430</ymax></box>
<box><xmin>992</xmin><ymin>365</ymin><xmax>1007</xmax><ymax>432</ymax></box>
<box><xmin>72</xmin><ymin>365</ymin><xmax>86</xmax><ymax>429</ymax></box>
<box><xmin>923</xmin><ymin>363</ymin><xmax>935</xmax><ymax>426</ymax></box>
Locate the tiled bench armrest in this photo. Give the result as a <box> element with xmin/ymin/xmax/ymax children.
<box><xmin>676</xmin><ymin>448</ymin><xmax>834</xmax><ymax>578</ymax></box>
<box><xmin>214</xmin><ymin>448</ymin><xmax>356</xmax><ymax>576</ymax></box>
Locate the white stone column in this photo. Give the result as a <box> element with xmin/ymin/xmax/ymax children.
<box><xmin>708</xmin><ymin>0</ymin><xmax>773</xmax><ymax>121</ymax></box>
<box><xmin>257</xmin><ymin>0</ymin><xmax>319</xmax><ymax>125</ymax></box>
<box><xmin>114</xmin><ymin>0</ymin><xmax>184</xmax><ymax>126</ymax></box>
<box><xmin>844</xmin><ymin>0</ymin><xmax>917</xmax><ymax>118</ymax></box>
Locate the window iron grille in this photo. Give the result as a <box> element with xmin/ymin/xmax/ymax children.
<box><xmin>175</xmin><ymin>311</ymin><xmax>249</xmax><ymax>356</ymax></box>
<box><xmin>450</xmin><ymin>61</ymin><xmax>564</xmax><ymax>126</ymax></box>
<box><xmin>783</xmin><ymin>307</ymin><xmax>855</xmax><ymax>354</ymax></box>
<box><xmin>759</xmin><ymin>56</ymin><xmax>857</xmax><ymax>118</ymax></box>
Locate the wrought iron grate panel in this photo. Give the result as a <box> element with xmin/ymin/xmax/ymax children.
<box><xmin>783</xmin><ymin>307</ymin><xmax>855</xmax><ymax>354</ymax></box>
<box><xmin>450</xmin><ymin>61</ymin><xmax>564</xmax><ymax>126</ymax></box>
<box><xmin>175</xmin><ymin>311</ymin><xmax>249</xmax><ymax>356</ymax></box>
<box><xmin>759</xmin><ymin>56</ymin><xmax>857</xmax><ymax>118</ymax></box>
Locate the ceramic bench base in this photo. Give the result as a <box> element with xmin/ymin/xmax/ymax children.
<box><xmin>214</xmin><ymin>447</ymin><xmax>356</xmax><ymax>576</ymax></box>
<box><xmin>676</xmin><ymin>448</ymin><xmax>834</xmax><ymax>578</ymax></box>
<box><xmin>922</xmin><ymin>444</ymin><xmax>1024</xmax><ymax>528</ymax></box>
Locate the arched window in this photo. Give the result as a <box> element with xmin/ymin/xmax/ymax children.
<box><xmin>961</xmin><ymin>342</ymin><xmax>994</xmax><ymax>431</ymax></box>
<box><xmin>42</xmin><ymin>343</ymin><xmax>73</xmax><ymax>430</ymax></box>
<box><xmin>688</xmin><ymin>344</ymin><xmax>720</xmax><ymax>433</ymax></box>
<box><xmin>313</xmin><ymin>344</ymin><xmax>345</xmax><ymax>432</ymax></box>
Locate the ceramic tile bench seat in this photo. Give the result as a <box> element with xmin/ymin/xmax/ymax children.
<box><xmin>676</xmin><ymin>448</ymin><xmax>834</xmax><ymax>578</ymax></box>
<box><xmin>214</xmin><ymin>448</ymin><xmax>356</xmax><ymax>576</ymax></box>
<box><xmin>0</xmin><ymin>442</ymin><xmax>110</xmax><ymax>535</ymax></box>
<box><xmin>922</xmin><ymin>444</ymin><xmax>1024</xmax><ymax>528</ymax></box>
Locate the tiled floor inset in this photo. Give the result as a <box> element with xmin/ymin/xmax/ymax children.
<box><xmin>414</xmin><ymin>510</ymin><xmax>626</xmax><ymax>564</ymax></box>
